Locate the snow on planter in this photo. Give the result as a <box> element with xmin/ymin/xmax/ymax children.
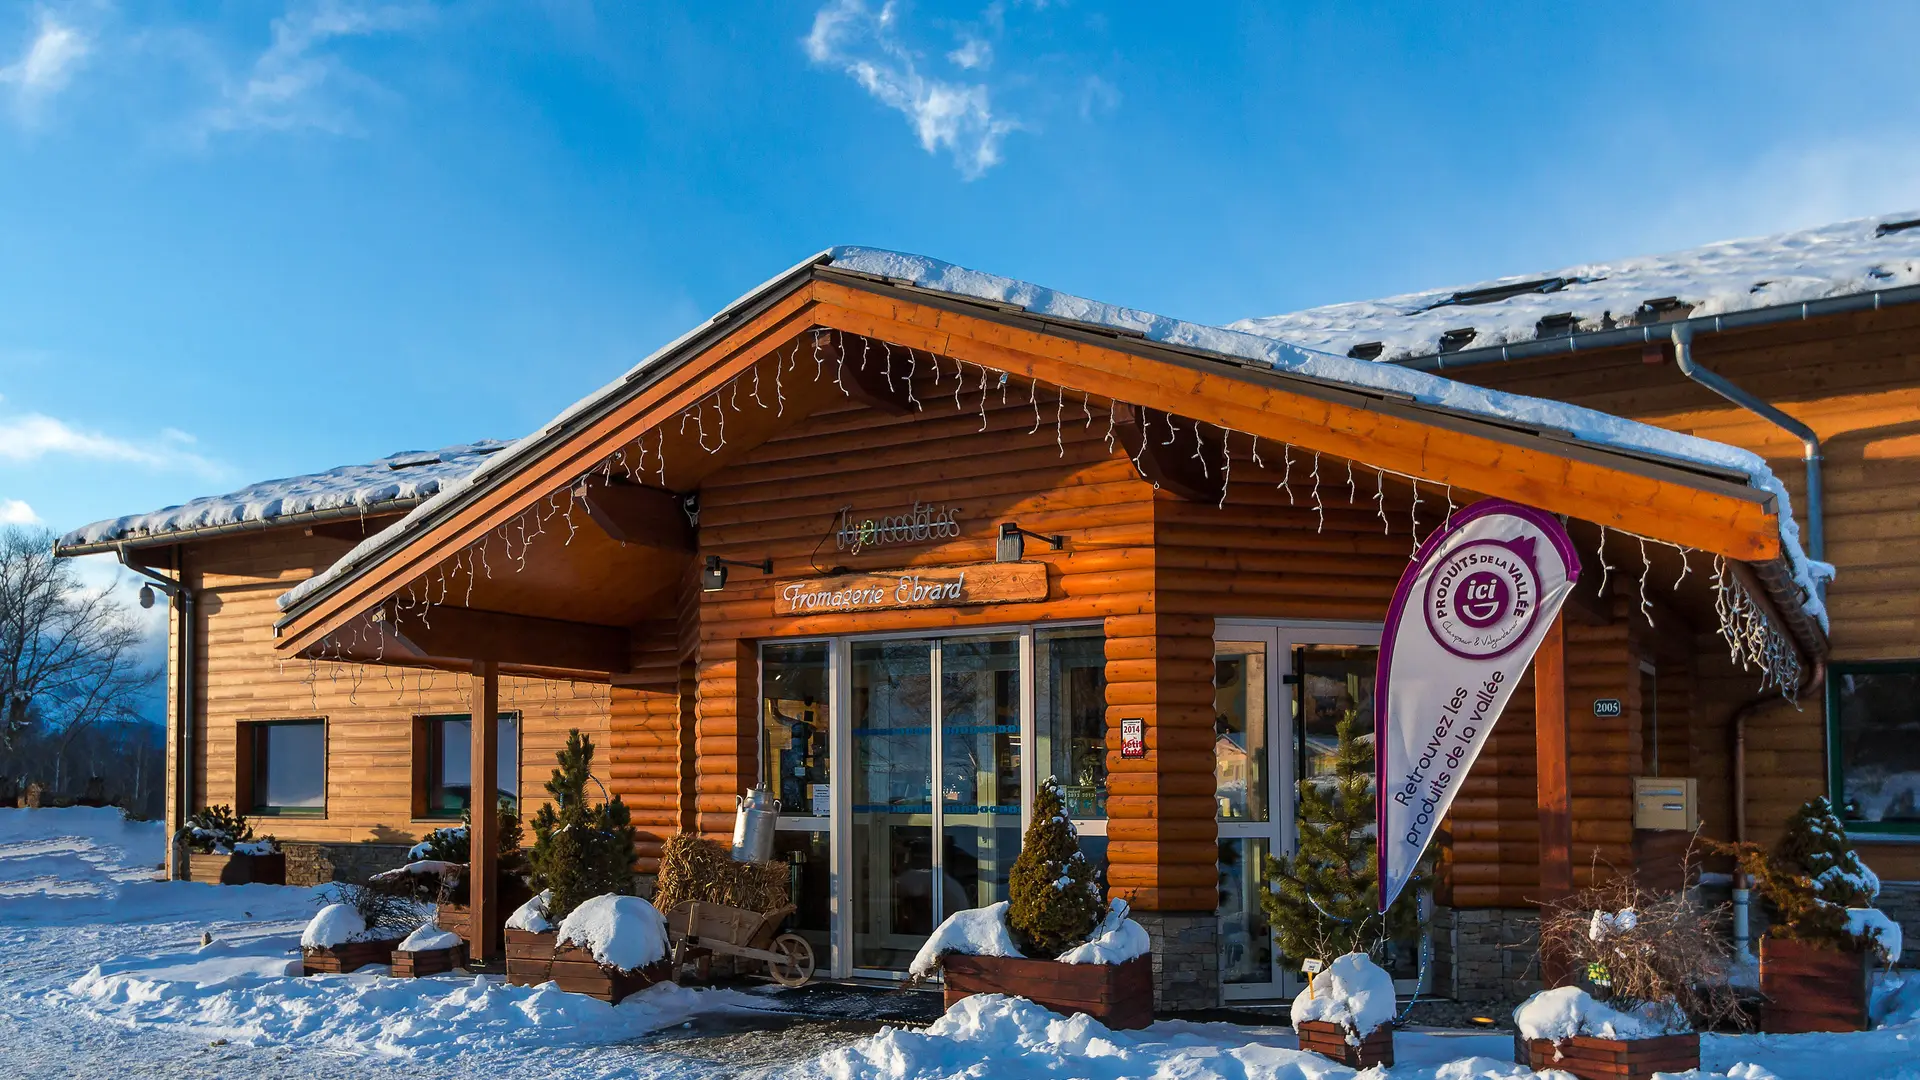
<box><xmin>506</xmin><ymin>889</ymin><xmax>553</xmax><ymax>933</ymax></box>
<box><xmin>301</xmin><ymin>904</ymin><xmax>367</xmax><ymax>950</ymax></box>
<box><xmin>1053</xmin><ymin>899</ymin><xmax>1151</xmax><ymax>965</ymax></box>
<box><xmin>909</xmin><ymin>902</ymin><xmax>1022</xmax><ymax>977</ymax></box>
<box><xmin>1514</xmin><ymin>985</ymin><xmax>1688</xmax><ymax>1043</ymax></box>
<box><xmin>553</xmin><ymin>894</ymin><xmax>669</xmax><ymax>973</ymax></box>
<box><xmin>1847</xmin><ymin>908</ymin><xmax>1903</xmax><ymax>962</ymax></box>
<box><xmin>397</xmin><ymin>923</ymin><xmax>463</xmax><ymax>952</ymax></box>
<box><xmin>1290</xmin><ymin>951</ymin><xmax>1395</xmax><ymax>1040</ymax></box>
<box><xmin>910</xmin><ymin>899</ymin><xmax>1153</xmax><ymax>975</ymax></box>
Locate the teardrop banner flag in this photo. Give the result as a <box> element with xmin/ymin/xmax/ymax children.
<box><xmin>1375</xmin><ymin>498</ymin><xmax>1581</xmax><ymax>913</ymax></box>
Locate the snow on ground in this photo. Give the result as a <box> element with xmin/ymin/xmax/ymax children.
<box><xmin>791</xmin><ymin>993</ymin><xmax>1920</xmax><ymax>1080</ymax></box>
<box><xmin>5</xmin><ymin>806</ymin><xmax>1920</xmax><ymax>1078</ymax></box>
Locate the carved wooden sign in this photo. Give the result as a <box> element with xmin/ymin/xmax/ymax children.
<box><xmin>774</xmin><ymin>562</ymin><xmax>1047</xmax><ymax>616</ymax></box>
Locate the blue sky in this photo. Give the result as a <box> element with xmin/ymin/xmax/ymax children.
<box><xmin>7</xmin><ymin>0</ymin><xmax>1920</xmax><ymax>551</ymax></box>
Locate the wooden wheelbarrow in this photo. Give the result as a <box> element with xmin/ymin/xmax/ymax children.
<box><xmin>666</xmin><ymin>901</ymin><xmax>816</xmax><ymax>987</ymax></box>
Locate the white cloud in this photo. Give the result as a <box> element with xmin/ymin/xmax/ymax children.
<box><xmin>948</xmin><ymin>35</ymin><xmax>991</xmax><ymax>71</ymax></box>
<box><xmin>0</xmin><ymin>11</ymin><xmax>90</xmax><ymax>120</ymax></box>
<box><xmin>805</xmin><ymin>0</ymin><xmax>1018</xmax><ymax>179</ymax></box>
<box><xmin>0</xmin><ymin>412</ymin><xmax>223</xmax><ymax>478</ymax></box>
<box><xmin>194</xmin><ymin>1</ymin><xmax>427</xmax><ymax>140</ymax></box>
<box><xmin>0</xmin><ymin>498</ymin><xmax>40</xmax><ymax>525</ymax></box>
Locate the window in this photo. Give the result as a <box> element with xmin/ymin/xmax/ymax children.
<box><xmin>246</xmin><ymin>720</ymin><xmax>326</xmax><ymax>815</ymax></box>
<box><xmin>1830</xmin><ymin>662</ymin><xmax>1920</xmax><ymax>834</ymax></box>
<box><xmin>1035</xmin><ymin>626</ymin><xmax>1107</xmax><ymax>820</ymax></box>
<box><xmin>761</xmin><ymin>642</ymin><xmax>831</xmax><ymax>817</ymax></box>
<box><xmin>416</xmin><ymin>712</ymin><xmax>520</xmax><ymax>819</ymax></box>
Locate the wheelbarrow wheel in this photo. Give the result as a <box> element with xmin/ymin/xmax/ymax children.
<box><xmin>766</xmin><ymin>933</ymin><xmax>815</xmax><ymax>987</ymax></box>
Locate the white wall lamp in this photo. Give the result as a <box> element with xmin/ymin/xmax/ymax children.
<box><xmin>996</xmin><ymin>522</ymin><xmax>1064</xmax><ymax>563</ymax></box>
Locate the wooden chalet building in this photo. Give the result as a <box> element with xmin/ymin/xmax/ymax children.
<box><xmin>62</xmin><ymin>219</ymin><xmax>1897</xmax><ymax>1008</ymax></box>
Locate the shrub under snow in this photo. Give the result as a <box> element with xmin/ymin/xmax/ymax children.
<box><xmin>1514</xmin><ymin>985</ymin><xmax>1688</xmax><ymax>1043</ymax></box>
<box><xmin>507</xmin><ymin>889</ymin><xmax>553</xmax><ymax>933</ymax></box>
<box><xmin>397</xmin><ymin>923</ymin><xmax>463</xmax><ymax>952</ymax></box>
<box><xmin>554</xmin><ymin>894</ymin><xmax>669</xmax><ymax>973</ymax></box>
<box><xmin>1289</xmin><ymin>951</ymin><xmax>1395</xmax><ymax>1039</ymax></box>
<box><xmin>301</xmin><ymin>904</ymin><xmax>366</xmax><ymax>949</ymax></box>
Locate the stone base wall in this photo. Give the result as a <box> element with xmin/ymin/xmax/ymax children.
<box><xmin>282</xmin><ymin>841</ymin><xmax>416</xmax><ymax>887</ymax></box>
<box><xmin>1432</xmin><ymin>906</ymin><xmax>1541</xmax><ymax>1005</ymax></box>
<box><xmin>1133</xmin><ymin>910</ymin><xmax>1218</xmax><ymax>1011</ymax></box>
<box><xmin>1876</xmin><ymin>882</ymin><xmax>1920</xmax><ymax>968</ymax></box>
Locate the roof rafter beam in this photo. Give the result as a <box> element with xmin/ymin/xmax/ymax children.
<box><xmin>380</xmin><ymin>603</ymin><xmax>631</xmax><ymax>675</ymax></box>
<box><xmin>580</xmin><ymin>479</ymin><xmax>694</xmax><ymax>552</ymax></box>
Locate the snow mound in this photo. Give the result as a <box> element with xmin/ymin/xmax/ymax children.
<box><xmin>1872</xmin><ymin>971</ymin><xmax>1920</xmax><ymax>1028</ymax></box>
<box><xmin>1290</xmin><ymin>951</ymin><xmax>1396</xmax><ymax>1039</ymax></box>
<box><xmin>1848</xmin><ymin>908</ymin><xmax>1903</xmax><ymax>962</ymax></box>
<box><xmin>0</xmin><ymin>807</ymin><xmax>164</xmax><ymax>901</ymax></box>
<box><xmin>300</xmin><ymin>904</ymin><xmax>365</xmax><ymax>949</ymax></box>
<box><xmin>397</xmin><ymin>923</ymin><xmax>463</xmax><ymax>952</ymax></box>
<box><xmin>815</xmin><ymin>993</ymin><xmax>1543</xmax><ymax>1080</ymax></box>
<box><xmin>59</xmin><ymin>929</ymin><xmax>755</xmax><ymax>1061</ymax></box>
<box><xmin>909</xmin><ymin>901</ymin><xmax>1022</xmax><ymax>977</ymax></box>
<box><xmin>554</xmin><ymin>894</ymin><xmax>668</xmax><ymax>973</ymax></box>
<box><xmin>1515</xmin><ymin>985</ymin><xmax>1687</xmax><ymax>1042</ymax></box>
<box><xmin>371</xmin><ymin>859</ymin><xmax>464</xmax><ymax>884</ymax></box>
<box><xmin>1056</xmin><ymin>898</ymin><xmax>1152</xmax><ymax>965</ymax></box>
<box><xmin>506</xmin><ymin>888</ymin><xmax>552</xmax><ymax>933</ymax></box>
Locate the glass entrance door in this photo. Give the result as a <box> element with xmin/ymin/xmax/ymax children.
<box><xmin>1214</xmin><ymin>622</ymin><xmax>1385</xmax><ymax>1001</ymax></box>
<box><xmin>848</xmin><ymin>633</ymin><xmax>1024</xmax><ymax>976</ymax></box>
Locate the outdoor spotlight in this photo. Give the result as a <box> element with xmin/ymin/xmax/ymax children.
<box><xmin>702</xmin><ymin>554</ymin><xmax>773</xmax><ymax>593</ymax></box>
<box><xmin>138</xmin><ymin>584</ymin><xmax>156</xmax><ymax>609</ymax></box>
<box><xmin>996</xmin><ymin>522</ymin><xmax>1064</xmax><ymax>563</ymax></box>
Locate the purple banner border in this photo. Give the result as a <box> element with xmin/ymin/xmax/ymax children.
<box><xmin>1373</xmin><ymin>498</ymin><xmax>1582</xmax><ymax>913</ymax></box>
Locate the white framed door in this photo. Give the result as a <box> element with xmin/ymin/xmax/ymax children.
<box><xmin>1215</xmin><ymin>620</ymin><xmax>1383</xmax><ymax>1002</ymax></box>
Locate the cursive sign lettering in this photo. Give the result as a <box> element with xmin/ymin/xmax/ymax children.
<box><xmin>835</xmin><ymin>501</ymin><xmax>963</xmax><ymax>555</ymax></box>
<box><xmin>773</xmin><ymin>562</ymin><xmax>1047</xmax><ymax>616</ymax></box>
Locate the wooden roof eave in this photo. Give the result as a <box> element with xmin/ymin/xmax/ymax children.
<box><xmin>275</xmin><ymin>266</ymin><xmax>1808</xmax><ymax>662</ymax></box>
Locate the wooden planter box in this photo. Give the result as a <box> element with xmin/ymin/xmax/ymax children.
<box><xmin>1517</xmin><ymin>1033</ymin><xmax>1699</xmax><ymax>1080</ymax></box>
<box><xmin>1759</xmin><ymin>936</ymin><xmax>1872</xmax><ymax>1033</ymax></box>
<box><xmin>941</xmin><ymin>953</ymin><xmax>1154</xmax><ymax>1031</ymax></box>
<box><xmin>1296</xmin><ymin>1019</ymin><xmax>1393</xmax><ymax>1068</ymax></box>
<box><xmin>392</xmin><ymin>943</ymin><xmax>465</xmax><ymax>978</ymax></box>
<box><xmin>435</xmin><ymin>876</ymin><xmax>534</xmax><ymax>954</ymax></box>
<box><xmin>502</xmin><ymin>928</ymin><xmax>671</xmax><ymax>1004</ymax></box>
<box><xmin>301</xmin><ymin>938</ymin><xmax>399</xmax><ymax>975</ymax></box>
<box><xmin>186</xmin><ymin>852</ymin><xmax>286</xmax><ymax>886</ymax></box>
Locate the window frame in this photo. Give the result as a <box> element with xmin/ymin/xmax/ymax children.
<box><xmin>413</xmin><ymin>711</ymin><xmax>524</xmax><ymax>822</ymax></box>
<box><xmin>242</xmin><ymin>717</ymin><xmax>328</xmax><ymax>818</ymax></box>
<box><xmin>1827</xmin><ymin>660</ymin><xmax>1920</xmax><ymax>837</ymax></box>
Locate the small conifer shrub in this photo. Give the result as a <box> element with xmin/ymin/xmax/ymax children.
<box><xmin>1006</xmin><ymin>777</ymin><xmax>1105</xmax><ymax>958</ymax></box>
<box><xmin>1715</xmin><ymin>797</ymin><xmax>1883</xmax><ymax>952</ymax></box>
<box><xmin>1260</xmin><ymin>711</ymin><xmax>1421</xmax><ymax>964</ymax></box>
<box><xmin>527</xmin><ymin>730</ymin><xmax>638</xmax><ymax>922</ymax></box>
<box><xmin>180</xmin><ymin>804</ymin><xmax>276</xmax><ymax>855</ymax></box>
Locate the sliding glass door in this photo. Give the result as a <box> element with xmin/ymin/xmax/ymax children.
<box><xmin>763</xmin><ymin>624</ymin><xmax>1107</xmax><ymax>980</ymax></box>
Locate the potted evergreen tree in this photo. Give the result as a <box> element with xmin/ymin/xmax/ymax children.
<box><xmin>1716</xmin><ymin>797</ymin><xmax>1890</xmax><ymax>1033</ymax></box>
<box><xmin>178</xmin><ymin>805</ymin><xmax>284</xmax><ymax>885</ymax></box>
<box><xmin>1260</xmin><ymin>712</ymin><xmax>1418</xmax><ymax>1067</ymax></box>
<box><xmin>504</xmin><ymin>730</ymin><xmax>667</xmax><ymax>1001</ymax></box>
<box><xmin>913</xmin><ymin>778</ymin><xmax>1154</xmax><ymax>1029</ymax></box>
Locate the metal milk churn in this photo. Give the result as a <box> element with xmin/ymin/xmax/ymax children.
<box><xmin>731</xmin><ymin>786</ymin><xmax>778</xmax><ymax>863</ymax></box>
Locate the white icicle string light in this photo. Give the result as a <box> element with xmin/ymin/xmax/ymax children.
<box><xmin>1637</xmin><ymin>536</ymin><xmax>1655</xmax><ymax>627</ymax></box>
<box><xmin>1375</xmin><ymin>469</ymin><xmax>1389</xmax><ymax>534</ymax></box>
<box><xmin>1029</xmin><ymin>378</ymin><xmax>1042</xmax><ymax>434</ymax></box>
<box><xmin>1105</xmin><ymin>401</ymin><xmax>1118</xmax><ymax>453</ymax></box>
<box><xmin>1279</xmin><ymin>445</ymin><xmax>1295</xmax><ymax>504</ymax></box>
<box><xmin>1192</xmin><ymin>422</ymin><xmax>1210</xmax><ymax>480</ymax></box>
<box><xmin>1055</xmin><ymin>385</ymin><xmax>1065</xmax><ymax>457</ymax></box>
<box><xmin>1218</xmin><ymin>428</ymin><xmax>1232</xmax><ymax>510</ymax></box>
<box><xmin>1595</xmin><ymin>525</ymin><xmax>1613</xmax><ymax>595</ymax></box>
<box><xmin>1310</xmin><ymin>451</ymin><xmax>1324</xmax><ymax>532</ymax></box>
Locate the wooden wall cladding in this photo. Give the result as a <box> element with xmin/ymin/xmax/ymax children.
<box><xmin>1460</xmin><ymin>307</ymin><xmax>1920</xmax><ymax>877</ymax></box>
<box><xmin>185</xmin><ymin>529</ymin><xmax>610</xmax><ymax>849</ymax></box>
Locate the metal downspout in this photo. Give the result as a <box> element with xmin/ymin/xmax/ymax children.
<box><xmin>1669</xmin><ymin>323</ymin><xmax>1825</xmax><ymax>565</ymax></box>
<box><xmin>117</xmin><ymin>545</ymin><xmax>194</xmax><ymax>880</ymax></box>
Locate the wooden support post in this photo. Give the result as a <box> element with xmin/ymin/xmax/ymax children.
<box><xmin>470</xmin><ymin>660</ymin><xmax>500</xmax><ymax>965</ymax></box>
<box><xmin>1534</xmin><ymin>613</ymin><xmax>1573</xmax><ymax>987</ymax></box>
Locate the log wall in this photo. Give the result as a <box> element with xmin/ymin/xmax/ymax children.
<box><xmin>183</xmin><ymin>529</ymin><xmax>610</xmax><ymax>848</ymax></box>
<box><xmin>1460</xmin><ymin>306</ymin><xmax>1920</xmax><ymax>878</ymax></box>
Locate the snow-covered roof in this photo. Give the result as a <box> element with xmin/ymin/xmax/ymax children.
<box><xmin>1230</xmin><ymin>210</ymin><xmax>1920</xmax><ymax>364</ymax></box>
<box><xmin>277</xmin><ymin>247</ymin><xmax>1831</xmax><ymax>635</ymax></box>
<box><xmin>57</xmin><ymin>441</ymin><xmax>509</xmax><ymax>554</ymax></box>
